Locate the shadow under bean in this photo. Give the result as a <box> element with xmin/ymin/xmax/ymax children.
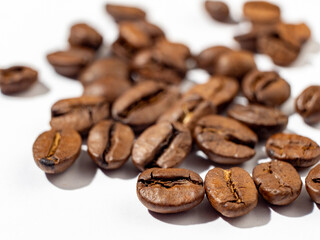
<box><xmin>180</xmin><ymin>149</ymin><xmax>213</xmax><ymax>175</ymax></box>
<box><xmin>102</xmin><ymin>159</ymin><xmax>140</xmax><ymax>180</ymax></box>
<box><xmin>6</xmin><ymin>81</ymin><xmax>49</xmax><ymax>98</ymax></box>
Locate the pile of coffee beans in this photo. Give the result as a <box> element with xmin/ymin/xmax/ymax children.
<box><xmin>3</xmin><ymin>1</ymin><xmax>316</xmax><ymax>218</ymax></box>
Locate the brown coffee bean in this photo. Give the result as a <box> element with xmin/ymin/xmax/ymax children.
<box><xmin>253</xmin><ymin>160</ymin><xmax>302</xmax><ymax>205</ymax></box>
<box><xmin>205</xmin><ymin>167</ymin><xmax>258</xmax><ymax>217</ymax></box>
<box><xmin>68</xmin><ymin>23</ymin><xmax>103</xmax><ymax>50</ymax></box>
<box><xmin>132</xmin><ymin>122</ymin><xmax>192</xmax><ymax>171</ymax></box>
<box><xmin>215</xmin><ymin>50</ymin><xmax>256</xmax><ymax>79</ymax></box>
<box><xmin>243</xmin><ymin>1</ymin><xmax>281</xmax><ymax>23</ymax></box>
<box><xmin>242</xmin><ymin>70</ymin><xmax>291</xmax><ymax>106</ymax></box>
<box><xmin>305</xmin><ymin>164</ymin><xmax>320</xmax><ymax>204</ymax></box>
<box><xmin>205</xmin><ymin>1</ymin><xmax>230</xmax><ymax>22</ymax></box>
<box><xmin>266</xmin><ymin>133</ymin><xmax>320</xmax><ymax>167</ymax></box>
<box><xmin>295</xmin><ymin>85</ymin><xmax>320</xmax><ymax>125</ymax></box>
<box><xmin>50</xmin><ymin>96</ymin><xmax>109</xmax><ymax>134</ymax></box>
<box><xmin>185</xmin><ymin>76</ymin><xmax>239</xmax><ymax>112</ymax></box>
<box><xmin>194</xmin><ymin>115</ymin><xmax>258</xmax><ymax>164</ymax></box>
<box><xmin>79</xmin><ymin>58</ymin><xmax>129</xmax><ymax>86</ymax></box>
<box><xmin>0</xmin><ymin>66</ymin><xmax>38</xmax><ymax>95</ymax></box>
<box><xmin>47</xmin><ymin>47</ymin><xmax>95</xmax><ymax>78</ymax></box>
<box><xmin>227</xmin><ymin>104</ymin><xmax>288</xmax><ymax>139</ymax></box>
<box><xmin>157</xmin><ymin>94</ymin><xmax>216</xmax><ymax>131</ymax></box>
<box><xmin>87</xmin><ymin>120</ymin><xmax>134</xmax><ymax>170</ymax></box>
<box><xmin>33</xmin><ymin>129</ymin><xmax>81</xmax><ymax>174</ymax></box>
<box><xmin>131</xmin><ymin>20</ymin><xmax>165</xmax><ymax>40</ymax></box>
<box><xmin>106</xmin><ymin>4</ymin><xmax>146</xmax><ymax>22</ymax></box>
<box><xmin>137</xmin><ymin>168</ymin><xmax>205</xmax><ymax>213</ymax></box>
<box><xmin>277</xmin><ymin>23</ymin><xmax>311</xmax><ymax>50</ymax></box>
<box><xmin>112</xmin><ymin>81</ymin><xmax>179</xmax><ymax>130</ymax></box>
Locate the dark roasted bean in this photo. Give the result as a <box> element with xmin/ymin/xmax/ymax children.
<box><xmin>205</xmin><ymin>1</ymin><xmax>230</xmax><ymax>22</ymax></box>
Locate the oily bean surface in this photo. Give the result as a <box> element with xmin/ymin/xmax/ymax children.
<box><xmin>305</xmin><ymin>164</ymin><xmax>320</xmax><ymax>204</ymax></box>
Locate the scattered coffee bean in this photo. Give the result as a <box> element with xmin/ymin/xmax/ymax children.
<box><xmin>194</xmin><ymin>115</ymin><xmax>257</xmax><ymax>164</ymax></box>
<box><xmin>137</xmin><ymin>168</ymin><xmax>205</xmax><ymax>213</ymax></box>
<box><xmin>243</xmin><ymin>1</ymin><xmax>281</xmax><ymax>23</ymax></box>
<box><xmin>266</xmin><ymin>133</ymin><xmax>320</xmax><ymax>167</ymax></box>
<box><xmin>305</xmin><ymin>164</ymin><xmax>320</xmax><ymax>204</ymax></box>
<box><xmin>205</xmin><ymin>167</ymin><xmax>258</xmax><ymax>217</ymax></box>
<box><xmin>106</xmin><ymin>4</ymin><xmax>146</xmax><ymax>23</ymax></box>
<box><xmin>253</xmin><ymin>160</ymin><xmax>302</xmax><ymax>205</ymax></box>
<box><xmin>205</xmin><ymin>1</ymin><xmax>230</xmax><ymax>23</ymax></box>
<box><xmin>33</xmin><ymin>128</ymin><xmax>81</xmax><ymax>174</ymax></box>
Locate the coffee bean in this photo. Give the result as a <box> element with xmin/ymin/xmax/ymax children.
<box><xmin>137</xmin><ymin>168</ymin><xmax>205</xmax><ymax>213</ymax></box>
<box><xmin>205</xmin><ymin>1</ymin><xmax>230</xmax><ymax>22</ymax></box>
<box><xmin>205</xmin><ymin>167</ymin><xmax>258</xmax><ymax>217</ymax></box>
<box><xmin>106</xmin><ymin>4</ymin><xmax>146</xmax><ymax>23</ymax></box>
<box><xmin>87</xmin><ymin>120</ymin><xmax>134</xmax><ymax>170</ymax></box>
<box><xmin>185</xmin><ymin>76</ymin><xmax>239</xmax><ymax>112</ymax></box>
<box><xmin>305</xmin><ymin>164</ymin><xmax>320</xmax><ymax>204</ymax></box>
<box><xmin>79</xmin><ymin>58</ymin><xmax>129</xmax><ymax>86</ymax></box>
<box><xmin>295</xmin><ymin>85</ymin><xmax>320</xmax><ymax>125</ymax></box>
<box><xmin>50</xmin><ymin>96</ymin><xmax>109</xmax><ymax>134</ymax></box>
<box><xmin>47</xmin><ymin>47</ymin><xmax>95</xmax><ymax>78</ymax></box>
<box><xmin>266</xmin><ymin>133</ymin><xmax>320</xmax><ymax>167</ymax></box>
<box><xmin>132</xmin><ymin>122</ymin><xmax>192</xmax><ymax>171</ymax></box>
<box><xmin>243</xmin><ymin>1</ymin><xmax>281</xmax><ymax>23</ymax></box>
<box><xmin>33</xmin><ymin>129</ymin><xmax>81</xmax><ymax>174</ymax></box>
<box><xmin>133</xmin><ymin>20</ymin><xmax>165</xmax><ymax>40</ymax></box>
<box><xmin>253</xmin><ymin>160</ymin><xmax>302</xmax><ymax>205</ymax></box>
<box><xmin>0</xmin><ymin>66</ymin><xmax>38</xmax><ymax>95</ymax></box>
<box><xmin>194</xmin><ymin>115</ymin><xmax>257</xmax><ymax>164</ymax></box>
<box><xmin>112</xmin><ymin>81</ymin><xmax>179</xmax><ymax>130</ymax></box>
<box><xmin>68</xmin><ymin>23</ymin><xmax>103</xmax><ymax>50</ymax></box>
<box><xmin>242</xmin><ymin>70</ymin><xmax>291</xmax><ymax>106</ymax></box>
<box><xmin>157</xmin><ymin>94</ymin><xmax>216</xmax><ymax>131</ymax></box>
<box><xmin>227</xmin><ymin>104</ymin><xmax>288</xmax><ymax>139</ymax></box>
<box><xmin>277</xmin><ymin>23</ymin><xmax>311</xmax><ymax>50</ymax></box>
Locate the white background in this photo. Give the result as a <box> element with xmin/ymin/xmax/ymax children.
<box><xmin>0</xmin><ymin>0</ymin><xmax>319</xmax><ymax>239</ymax></box>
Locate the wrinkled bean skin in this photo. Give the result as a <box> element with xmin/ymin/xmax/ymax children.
<box><xmin>305</xmin><ymin>164</ymin><xmax>320</xmax><ymax>204</ymax></box>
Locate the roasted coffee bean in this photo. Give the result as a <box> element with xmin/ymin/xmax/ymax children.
<box><xmin>242</xmin><ymin>70</ymin><xmax>291</xmax><ymax>107</ymax></box>
<box><xmin>137</xmin><ymin>168</ymin><xmax>205</xmax><ymax>213</ymax></box>
<box><xmin>33</xmin><ymin>129</ymin><xmax>81</xmax><ymax>174</ymax></box>
<box><xmin>196</xmin><ymin>46</ymin><xmax>231</xmax><ymax>73</ymax></box>
<box><xmin>0</xmin><ymin>66</ymin><xmax>37</xmax><ymax>95</ymax></box>
<box><xmin>68</xmin><ymin>23</ymin><xmax>103</xmax><ymax>50</ymax></box>
<box><xmin>79</xmin><ymin>58</ymin><xmax>129</xmax><ymax>86</ymax></box>
<box><xmin>295</xmin><ymin>85</ymin><xmax>320</xmax><ymax>125</ymax></box>
<box><xmin>277</xmin><ymin>23</ymin><xmax>311</xmax><ymax>50</ymax></box>
<box><xmin>194</xmin><ymin>115</ymin><xmax>258</xmax><ymax>164</ymax></box>
<box><xmin>132</xmin><ymin>122</ymin><xmax>192</xmax><ymax>171</ymax></box>
<box><xmin>157</xmin><ymin>94</ymin><xmax>216</xmax><ymax>131</ymax></box>
<box><xmin>185</xmin><ymin>76</ymin><xmax>239</xmax><ymax>112</ymax></box>
<box><xmin>215</xmin><ymin>50</ymin><xmax>256</xmax><ymax>79</ymax></box>
<box><xmin>131</xmin><ymin>20</ymin><xmax>165</xmax><ymax>40</ymax></box>
<box><xmin>253</xmin><ymin>160</ymin><xmax>302</xmax><ymax>205</ymax></box>
<box><xmin>266</xmin><ymin>133</ymin><xmax>320</xmax><ymax>167</ymax></box>
<box><xmin>205</xmin><ymin>1</ymin><xmax>230</xmax><ymax>22</ymax></box>
<box><xmin>227</xmin><ymin>104</ymin><xmax>288</xmax><ymax>139</ymax></box>
<box><xmin>50</xmin><ymin>96</ymin><xmax>109</xmax><ymax>134</ymax></box>
<box><xmin>47</xmin><ymin>47</ymin><xmax>95</xmax><ymax>78</ymax></box>
<box><xmin>243</xmin><ymin>1</ymin><xmax>281</xmax><ymax>23</ymax></box>
<box><xmin>205</xmin><ymin>167</ymin><xmax>258</xmax><ymax>217</ymax></box>
<box><xmin>106</xmin><ymin>4</ymin><xmax>146</xmax><ymax>22</ymax></box>
<box><xmin>87</xmin><ymin>120</ymin><xmax>134</xmax><ymax>170</ymax></box>
<box><xmin>112</xmin><ymin>81</ymin><xmax>179</xmax><ymax>130</ymax></box>
<box><xmin>83</xmin><ymin>77</ymin><xmax>131</xmax><ymax>102</ymax></box>
<box><xmin>305</xmin><ymin>164</ymin><xmax>320</xmax><ymax>204</ymax></box>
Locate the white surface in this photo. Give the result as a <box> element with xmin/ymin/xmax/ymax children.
<box><xmin>0</xmin><ymin>0</ymin><xmax>319</xmax><ymax>239</ymax></box>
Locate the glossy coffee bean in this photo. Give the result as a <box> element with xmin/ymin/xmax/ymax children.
<box><xmin>112</xmin><ymin>81</ymin><xmax>179</xmax><ymax>130</ymax></box>
<box><xmin>242</xmin><ymin>70</ymin><xmax>291</xmax><ymax>106</ymax></box>
<box><xmin>253</xmin><ymin>160</ymin><xmax>302</xmax><ymax>205</ymax></box>
<box><xmin>277</xmin><ymin>23</ymin><xmax>311</xmax><ymax>50</ymax></box>
<box><xmin>33</xmin><ymin>129</ymin><xmax>81</xmax><ymax>174</ymax></box>
<box><xmin>194</xmin><ymin>115</ymin><xmax>258</xmax><ymax>164</ymax></box>
<box><xmin>295</xmin><ymin>85</ymin><xmax>320</xmax><ymax>125</ymax></box>
<box><xmin>157</xmin><ymin>94</ymin><xmax>216</xmax><ymax>131</ymax></box>
<box><xmin>106</xmin><ymin>4</ymin><xmax>146</xmax><ymax>22</ymax></box>
<box><xmin>87</xmin><ymin>120</ymin><xmax>134</xmax><ymax>170</ymax></box>
<box><xmin>243</xmin><ymin>1</ymin><xmax>281</xmax><ymax>23</ymax></box>
<box><xmin>68</xmin><ymin>23</ymin><xmax>103</xmax><ymax>50</ymax></box>
<box><xmin>50</xmin><ymin>96</ymin><xmax>109</xmax><ymax>134</ymax></box>
<box><xmin>227</xmin><ymin>104</ymin><xmax>288</xmax><ymax>139</ymax></box>
<box><xmin>305</xmin><ymin>164</ymin><xmax>320</xmax><ymax>204</ymax></box>
<box><xmin>205</xmin><ymin>167</ymin><xmax>258</xmax><ymax>217</ymax></box>
<box><xmin>0</xmin><ymin>66</ymin><xmax>37</xmax><ymax>95</ymax></box>
<box><xmin>47</xmin><ymin>47</ymin><xmax>95</xmax><ymax>78</ymax></box>
<box><xmin>205</xmin><ymin>1</ymin><xmax>230</xmax><ymax>22</ymax></box>
<box><xmin>266</xmin><ymin>133</ymin><xmax>320</xmax><ymax>167</ymax></box>
<box><xmin>137</xmin><ymin>168</ymin><xmax>205</xmax><ymax>213</ymax></box>
<box><xmin>132</xmin><ymin>122</ymin><xmax>192</xmax><ymax>171</ymax></box>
